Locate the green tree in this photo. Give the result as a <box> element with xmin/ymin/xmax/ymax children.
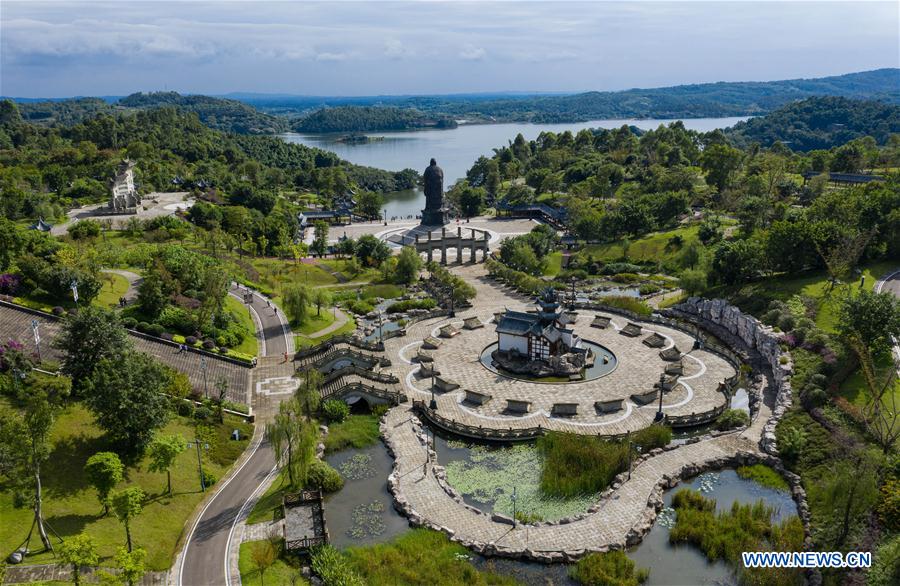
<box><xmin>250</xmin><ymin>539</ymin><xmax>278</xmax><ymax>586</ymax></box>
<box><xmin>84</xmin><ymin>352</ymin><xmax>171</xmax><ymax>455</ymax></box>
<box><xmin>111</xmin><ymin>487</ymin><xmax>145</xmax><ymax>552</ymax></box>
<box><xmin>355</xmin><ymin>234</ymin><xmax>390</xmax><ymax>267</ymax></box>
<box><xmin>58</xmin><ymin>533</ymin><xmax>99</xmax><ymax>586</ymax></box>
<box><xmin>115</xmin><ymin>546</ymin><xmax>147</xmax><ymax>586</ymax></box>
<box><xmin>311</xmin><ymin>221</ymin><xmax>329</xmax><ymax>257</ymax></box>
<box><xmin>356</xmin><ymin>191</ymin><xmax>384</xmax><ymax>219</ymax></box>
<box><xmin>678</xmin><ymin>269</ymin><xmax>708</xmax><ymax>297</ymax></box>
<box><xmin>394</xmin><ymin>246</ymin><xmax>423</xmax><ymax>284</ymax></box>
<box><xmin>147</xmin><ymin>434</ymin><xmax>185</xmax><ymax>494</ymax></box>
<box><xmin>266</xmin><ymin>399</ymin><xmax>316</xmax><ymax>488</ymax></box>
<box><xmin>283</xmin><ymin>283</ymin><xmax>311</xmax><ymax>325</ymax></box>
<box><xmin>84</xmin><ymin>452</ymin><xmax>124</xmax><ymax>516</ymax></box>
<box><xmin>679</xmin><ymin>240</ymin><xmax>702</xmax><ymax>270</ymax></box>
<box><xmin>838</xmin><ymin>289</ymin><xmax>900</xmax><ymax>358</ymax></box>
<box><xmin>54</xmin><ymin>306</ymin><xmax>130</xmax><ymax>394</ymax></box>
<box><xmin>296</xmin><ymin>369</ymin><xmax>323</xmax><ymax>422</ymax></box>
<box><xmin>700</xmin><ymin>143</ymin><xmax>743</xmax><ymax>193</ymax></box>
<box><xmin>312</xmin><ymin>289</ymin><xmax>332</xmax><ymax>317</ymax></box>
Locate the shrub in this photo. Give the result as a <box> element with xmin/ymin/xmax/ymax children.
<box><xmin>306</xmin><ymin>460</ymin><xmax>344</xmax><ymax>493</ymax></box>
<box><xmin>762</xmin><ymin>309</ymin><xmax>782</xmax><ymax>326</ymax></box>
<box><xmin>569</xmin><ymin>550</ymin><xmax>649</xmax><ymax>586</ymax></box>
<box><xmin>321</xmin><ymin>399</ymin><xmax>350</xmax><ymax>423</ymax></box>
<box><xmin>877</xmin><ymin>478</ymin><xmax>900</xmax><ymax>532</ymax></box>
<box><xmin>777</xmin><ymin>314</ymin><xmax>795</xmax><ymax>332</ymax></box>
<box><xmin>185</xmin><ymin>335</ymin><xmax>198</xmax><ymax>346</ymax></box>
<box><xmin>638</xmin><ymin>283</ymin><xmax>661</xmax><ymax>296</ymax></box>
<box><xmin>386</xmin><ymin>298</ymin><xmax>437</xmax><ymax>314</ymax></box>
<box><xmin>777</xmin><ymin>426</ymin><xmax>807</xmax><ymax>463</ymax></box>
<box><xmin>735</xmin><ymin>464</ymin><xmax>790</xmax><ymax>491</ymax></box>
<box><xmin>598</xmin><ymin>296</ymin><xmax>652</xmax><ymax>317</ymax></box>
<box><xmin>716</xmin><ymin>409</ymin><xmax>750</xmax><ymax>431</ymax></box>
<box><xmin>176</xmin><ymin>401</ymin><xmax>194</xmax><ymax>417</ymax></box>
<box><xmin>202</xmin><ymin>339</ymin><xmax>215</xmax><ymax>350</ymax></box>
<box><xmin>868</xmin><ymin>534</ymin><xmax>900</xmax><ymax>586</ymax></box>
<box><xmin>347</xmin><ymin>300</ymin><xmax>375</xmax><ymax>315</ymax></box>
<box><xmin>372</xmin><ymin>404</ymin><xmax>389</xmax><ymax>417</ymax></box>
<box><xmin>160</xmin><ymin>332</ymin><xmax>174</xmax><ymax>342</ymax></box>
<box><xmin>194</xmin><ymin>406</ymin><xmax>212</xmax><ymax>421</ymax></box>
<box><xmin>136</xmin><ymin>321</ymin><xmax>150</xmax><ymax>333</ymax></box>
<box><xmin>610</xmin><ymin>272</ymin><xmax>640</xmax><ymax>284</ymax></box>
<box><xmin>121</xmin><ymin>317</ymin><xmax>137</xmax><ymax>329</ymax></box>
<box><xmin>0</xmin><ymin>273</ymin><xmax>22</xmax><ymax>295</ymax></box>
<box><xmin>51</xmin><ymin>306</ymin><xmax>65</xmax><ymax>316</ymax></box>
<box><xmin>599</xmin><ymin>262</ymin><xmax>643</xmax><ymax>275</ymax></box>
<box><xmin>201</xmin><ymin>470</ymin><xmax>217</xmax><ymax>488</ymax></box>
<box><xmin>310</xmin><ymin>545</ymin><xmax>364</xmax><ymax>586</ymax></box>
<box><xmin>632</xmin><ymin>424</ymin><xmax>671</xmax><ymax>451</ymax></box>
<box><xmin>147</xmin><ymin>324</ymin><xmax>164</xmax><ymax>337</ymax></box>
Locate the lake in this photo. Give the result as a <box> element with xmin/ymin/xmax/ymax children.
<box><xmin>281</xmin><ymin>116</ymin><xmax>749</xmax><ymax>217</ymax></box>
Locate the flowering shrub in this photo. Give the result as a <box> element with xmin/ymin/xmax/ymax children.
<box><xmin>0</xmin><ymin>274</ymin><xmax>21</xmax><ymax>295</ymax></box>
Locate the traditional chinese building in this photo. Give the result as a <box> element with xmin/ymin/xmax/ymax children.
<box><xmin>496</xmin><ymin>288</ymin><xmax>582</xmax><ymax>361</ymax></box>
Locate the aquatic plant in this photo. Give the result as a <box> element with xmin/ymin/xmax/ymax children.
<box><xmin>569</xmin><ymin>550</ymin><xmax>649</xmax><ymax>586</ymax></box>
<box><xmin>339</xmin><ymin>453</ymin><xmax>376</xmax><ymax>481</ymax></box>
<box><xmin>347</xmin><ymin>500</ymin><xmax>386</xmax><ymax>539</ymax></box>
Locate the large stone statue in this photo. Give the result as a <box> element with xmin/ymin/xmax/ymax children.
<box><xmin>421</xmin><ymin>158</ymin><xmax>449</xmax><ymax>226</ymax></box>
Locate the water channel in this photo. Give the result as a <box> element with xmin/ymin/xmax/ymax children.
<box><xmin>281</xmin><ymin>116</ymin><xmax>748</xmax><ymax>218</ymax></box>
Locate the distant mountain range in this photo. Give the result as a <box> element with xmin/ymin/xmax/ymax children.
<box><xmin>5</xmin><ymin>68</ymin><xmax>898</xmax><ymax>136</ymax></box>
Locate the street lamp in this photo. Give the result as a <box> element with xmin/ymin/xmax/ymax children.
<box><xmin>430</xmin><ymin>369</ymin><xmax>437</xmax><ymax>410</ymax></box>
<box><xmin>200</xmin><ymin>356</ymin><xmax>209</xmax><ymax>399</ymax></box>
<box><xmin>655</xmin><ymin>373</ymin><xmax>666</xmax><ymax>422</ymax></box>
<box><xmin>569</xmin><ymin>276</ymin><xmax>577</xmax><ymax>311</ymax></box>
<box><xmin>446</xmin><ymin>283</ymin><xmax>456</xmax><ymax>318</ymax></box>
<box><xmin>511</xmin><ymin>486</ymin><xmax>518</xmax><ymax>527</ymax></box>
<box><xmin>626</xmin><ymin>431</ymin><xmax>632</xmax><ymax>480</ymax></box>
<box><xmin>383</xmin><ymin>209</ymin><xmax>388</xmax><ymax>226</ymax></box>
<box><xmin>186</xmin><ymin>439</ymin><xmax>210</xmax><ymax>491</ymax></box>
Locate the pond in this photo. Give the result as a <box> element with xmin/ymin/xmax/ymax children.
<box><xmin>323</xmin><ymin>441</ymin><xmax>409</xmax><ymax>548</ymax></box>
<box><xmin>434</xmin><ymin>435</ymin><xmax>598</xmax><ymax>522</ymax></box>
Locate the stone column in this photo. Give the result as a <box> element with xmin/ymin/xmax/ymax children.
<box><xmin>456</xmin><ymin>227</ymin><xmax>462</xmax><ymax>263</ymax></box>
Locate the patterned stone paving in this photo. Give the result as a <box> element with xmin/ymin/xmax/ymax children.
<box><xmin>382</xmin><ymin>265</ymin><xmax>734</xmax><ymax>436</ymax></box>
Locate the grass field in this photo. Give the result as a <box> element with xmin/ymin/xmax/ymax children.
<box><xmin>224</xmin><ymin>294</ymin><xmax>260</xmax><ymax>357</ymax></box>
<box><xmin>238</xmin><ymin>540</ymin><xmax>307</xmax><ymax>586</ymax></box>
<box><xmin>94</xmin><ymin>273</ymin><xmax>130</xmax><ymax>309</ymax></box>
<box><xmin>0</xmin><ymin>399</ymin><xmax>252</xmax><ymax>571</ymax></box>
<box><xmin>294</xmin><ymin>315</ymin><xmax>357</xmax><ymax>349</ymax></box>
<box><xmin>294</xmin><ymin>309</ymin><xmax>336</xmax><ymax>336</ymax></box>
<box><xmin>323</xmin><ymin>415</ymin><xmax>380</xmax><ymax>454</ymax></box>
<box><xmin>579</xmin><ymin>224</ymin><xmax>701</xmax><ymax>265</ymax></box>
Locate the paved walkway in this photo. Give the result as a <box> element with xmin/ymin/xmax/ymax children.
<box><xmin>382</xmin><ymin>381</ymin><xmax>768</xmax><ymax>557</ymax></box>
<box><xmin>176</xmin><ymin>291</ymin><xmax>295</xmax><ymax>586</ymax></box>
<box><xmin>875</xmin><ymin>267</ymin><xmax>900</xmax><ymax>374</ymax></box>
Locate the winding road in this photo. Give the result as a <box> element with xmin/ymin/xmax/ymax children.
<box><xmin>176</xmin><ymin>287</ymin><xmax>295</xmax><ymax>586</ymax></box>
<box><xmin>875</xmin><ymin>268</ymin><xmax>900</xmax><ymax>374</ymax></box>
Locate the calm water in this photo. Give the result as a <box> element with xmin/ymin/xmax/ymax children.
<box><xmin>281</xmin><ymin>116</ymin><xmax>748</xmax><ymax>217</ymax></box>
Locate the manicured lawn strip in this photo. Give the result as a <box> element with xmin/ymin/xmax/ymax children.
<box><xmin>246</xmin><ymin>470</ymin><xmax>289</xmax><ymax>526</ymax></box>
<box><xmin>224</xmin><ymin>294</ymin><xmax>259</xmax><ymax>357</ymax></box>
<box><xmin>0</xmin><ymin>400</ymin><xmax>251</xmax><ymax>570</ymax></box>
<box><xmin>238</xmin><ymin>540</ymin><xmax>307</xmax><ymax>586</ymax></box>
<box><xmin>250</xmin><ymin>258</ymin><xmax>339</xmax><ymax>291</ymax></box>
<box><xmin>295</xmin><ymin>315</ymin><xmax>357</xmax><ymax>348</ymax></box>
<box><xmin>323</xmin><ymin>415</ymin><xmax>380</xmax><ymax>454</ymax></box>
<box><xmin>94</xmin><ymin>272</ymin><xmax>130</xmax><ymax>309</ymax></box>
<box><xmin>342</xmin><ymin>528</ymin><xmax>517</xmax><ymax>586</ymax></box>
<box><xmin>295</xmin><ymin>310</ymin><xmax>336</xmax><ymax>335</ymax></box>
<box><xmin>543</xmin><ymin>251</ymin><xmax>563</xmax><ymax>277</ymax></box>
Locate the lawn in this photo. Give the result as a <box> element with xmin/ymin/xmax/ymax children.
<box><xmin>249</xmin><ymin>257</ymin><xmax>340</xmax><ymax>293</ymax></box>
<box><xmin>294</xmin><ymin>309</ymin><xmax>336</xmax><ymax>336</ymax></box>
<box><xmin>294</xmin><ymin>315</ymin><xmax>357</xmax><ymax>349</ymax></box>
<box><xmin>837</xmin><ymin>353</ymin><xmax>900</xmax><ymax>412</ymax></box>
<box><xmin>224</xmin><ymin>294</ymin><xmax>260</xmax><ymax>357</ymax></box>
<box><xmin>0</xmin><ymin>399</ymin><xmax>253</xmax><ymax>571</ymax></box>
<box><xmin>246</xmin><ymin>470</ymin><xmax>289</xmax><ymax>525</ymax></box>
<box><xmin>238</xmin><ymin>540</ymin><xmax>307</xmax><ymax>586</ymax></box>
<box><xmin>542</xmin><ymin>251</ymin><xmax>563</xmax><ymax>277</ymax></box>
<box><xmin>580</xmin><ymin>224</ymin><xmax>702</xmax><ymax>265</ymax></box>
<box><xmin>94</xmin><ymin>272</ymin><xmax>130</xmax><ymax>309</ymax></box>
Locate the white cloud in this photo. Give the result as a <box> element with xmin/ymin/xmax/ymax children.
<box><xmin>459</xmin><ymin>44</ymin><xmax>486</xmax><ymax>61</ymax></box>
<box><xmin>384</xmin><ymin>39</ymin><xmax>407</xmax><ymax>59</ymax></box>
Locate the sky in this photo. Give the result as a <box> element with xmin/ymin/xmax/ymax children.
<box><xmin>1</xmin><ymin>1</ymin><xmax>898</xmax><ymax>98</ymax></box>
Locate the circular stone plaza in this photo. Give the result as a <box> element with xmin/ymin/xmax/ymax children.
<box><xmin>384</xmin><ymin>264</ymin><xmax>738</xmax><ymax>439</ymax></box>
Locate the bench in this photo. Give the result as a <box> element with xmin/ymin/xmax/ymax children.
<box><xmin>464</xmin><ymin>389</ymin><xmax>492</xmax><ymax>406</ymax></box>
<box><xmin>439</xmin><ymin>324</ymin><xmax>460</xmax><ymax>338</ymax></box>
<box><xmin>493</xmin><ymin>311</ymin><xmax>504</xmax><ymax>323</ymax></box>
<box><xmin>433</xmin><ymin>376</ymin><xmax>460</xmax><ymax>393</ymax></box>
<box><xmin>551</xmin><ymin>403</ymin><xmax>578</xmax><ymax>417</ymax></box>
<box><xmin>657</xmin><ymin>375</ymin><xmax>678</xmax><ymax>392</ymax></box>
<box><xmin>422</xmin><ymin>336</ymin><xmax>442</xmax><ymax>350</ymax></box>
<box><xmin>665</xmin><ymin>360</ymin><xmax>684</xmax><ymax>375</ymax></box>
<box><xmin>620</xmin><ymin>322</ymin><xmax>642</xmax><ymax>337</ymax></box>
<box><xmin>418</xmin><ymin>362</ymin><xmax>440</xmax><ymax>377</ymax></box>
<box><xmin>642</xmin><ymin>332</ymin><xmax>667</xmax><ymax>348</ymax></box>
<box><xmin>505</xmin><ymin>399</ymin><xmax>531</xmax><ymax>414</ymax></box>
<box><xmin>659</xmin><ymin>346</ymin><xmax>681</xmax><ymax>361</ymax></box>
<box><xmin>595</xmin><ymin>398</ymin><xmax>624</xmax><ymax>414</ymax></box>
<box><xmin>630</xmin><ymin>389</ymin><xmax>659</xmax><ymax>405</ymax></box>
<box><xmin>415</xmin><ymin>349</ymin><xmax>434</xmax><ymax>363</ymax></box>
<box><xmin>590</xmin><ymin>315</ymin><xmax>611</xmax><ymax>329</ymax></box>
<box><xmin>463</xmin><ymin>316</ymin><xmax>484</xmax><ymax>330</ymax></box>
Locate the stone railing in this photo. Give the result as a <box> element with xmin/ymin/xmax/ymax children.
<box><xmin>663</xmin><ymin>297</ymin><xmax>794</xmax><ymax>456</ymax></box>
<box><xmin>294</xmin><ymin>334</ymin><xmax>383</xmax><ymax>360</ymax></box>
<box><xmin>411</xmin><ymin>400</ymin><xmax>544</xmax><ymax>441</ymax></box>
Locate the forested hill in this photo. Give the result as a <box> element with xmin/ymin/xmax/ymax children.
<box><xmin>724</xmin><ymin>97</ymin><xmax>900</xmax><ymax>151</ymax></box>
<box><xmin>15</xmin><ymin>92</ymin><xmax>288</xmax><ymax>135</ymax></box>
<box><xmin>241</xmin><ymin>68</ymin><xmax>900</xmax><ymax>123</ymax></box>
<box><xmin>293</xmin><ymin>106</ymin><xmax>457</xmax><ymax>133</ymax></box>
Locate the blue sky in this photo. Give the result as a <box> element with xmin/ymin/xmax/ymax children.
<box><xmin>2</xmin><ymin>1</ymin><xmax>898</xmax><ymax>98</ymax></box>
